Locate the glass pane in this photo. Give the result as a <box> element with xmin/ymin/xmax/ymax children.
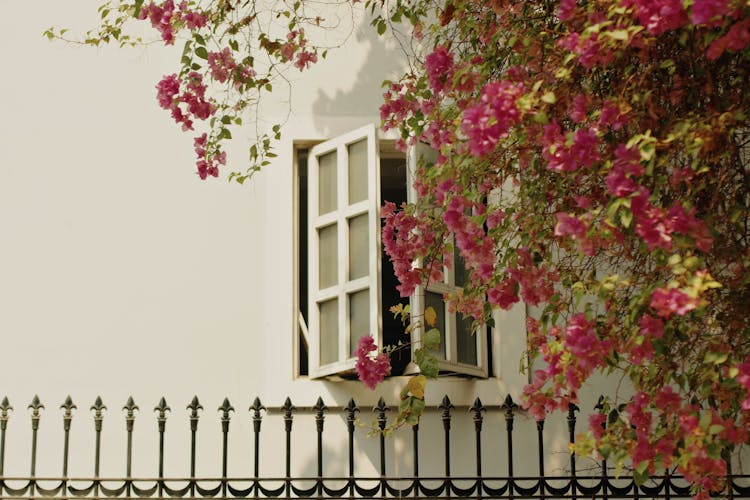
<box><xmin>348</xmin><ymin>214</ymin><xmax>369</xmax><ymax>280</ymax></box>
<box><xmin>454</xmin><ymin>247</ymin><xmax>469</xmax><ymax>287</ymax></box>
<box><xmin>348</xmin><ymin>139</ymin><xmax>368</xmax><ymax>204</ymax></box>
<box><xmin>319</xmin><ymin>299</ymin><xmax>339</xmax><ymax>365</ymax></box>
<box><xmin>425</xmin><ymin>292</ymin><xmax>446</xmax><ymax>360</ymax></box>
<box><xmin>349</xmin><ymin>289</ymin><xmax>370</xmax><ymax>356</ymax></box>
<box><xmin>318</xmin><ymin>150</ymin><xmax>337</xmax><ymax>215</ymax></box>
<box><xmin>457</xmin><ymin>314</ymin><xmax>478</xmax><ymax>365</ymax></box>
<box><xmin>318</xmin><ymin>224</ymin><xmax>338</xmax><ymax>289</ymax></box>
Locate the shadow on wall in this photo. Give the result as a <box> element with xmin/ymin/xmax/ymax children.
<box><xmin>311</xmin><ymin>19</ymin><xmax>406</xmax><ymax>128</ymax></box>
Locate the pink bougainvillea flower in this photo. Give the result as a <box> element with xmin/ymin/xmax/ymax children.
<box><xmin>354</xmin><ymin>335</ymin><xmax>391</xmax><ymax>390</ymax></box>
<box><xmin>650</xmin><ymin>287</ymin><xmax>699</xmax><ymax>317</ymax></box>
<box><xmin>424</xmin><ymin>45</ymin><xmax>454</xmax><ymax>94</ymax></box>
<box><xmin>461</xmin><ymin>80</ymin><xmax>523</xmax><ymax>156</ymax></box>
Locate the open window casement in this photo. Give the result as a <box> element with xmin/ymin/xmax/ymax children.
<box><xmin>407</xmin><ymin>143</ymin><xmax>489</xmax><ymax>378</ymax></box>
<box><xmin>307</xmin><ymin>124</ymin><xmax>382</xmax><ymax>378</ymax></box>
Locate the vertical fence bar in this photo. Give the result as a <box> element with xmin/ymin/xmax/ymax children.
<box><xmin>187</xmin><ymin>396</ymin><xmax>203</xmax><ymax>498</ymax></box>
<box><xmin>90</xmin><ymin>397</ymin><xmax>106</xmax><ymax>499</ymax></box>
<box><xmin>218</xmin><ymin>398</ymin><xmax>234</xmax><ymax>499</ymax></box>
<box><xmin>28</xmin><ymin>396</ymin><xmax>44</xmax><ymax>499</ymax></box>
<box><xmin>314</xmin><ymin>397</ymin><xmax>327</xmax><ymax>497</ymax></box>
<box><xmin>567</xmin><ymin>403</ymin><xmax>578</xmax><ymax>499</ymax></box>
<box><xmin>412</xmin><ymin>420</ymin><xmax>420</xmax><ymax>499</ymax></box>
<box><xmin>502</xmin><ymin>395</ymin><xmax>517</xmax><ymax>500</ymax></box>
<box><xmin>440</xmin><ymin>395</ymin><xmax>453</xmax><ymax>497</ymax></box>
<box><xmin>123</xmin><ymin>397</ymin><xmax>139</xmax><ymax>498</ymax></box>
<box><xmin>282</xmin><ymin>398</ymin><xmax>295</xmax><ymax>499</ymax></box>
<box><xmin>374</xmin><ymin>398</ymin><xmax>389</xmax><ymax>498</ymax></box>
<box><xmin>344</xmin><ymin>399</ymin><xmax>358</xmax><ymax>499</ymax></box>
<box><xmin>470</xmin><ymin>398</ymin><xmax>485</xmax><ymax>500</ymax></box>
<box><xmin>60</xmin><ymin>396</ymin><xmax>76</xmax><ymax>498</ymax></box>
<box><xmin>536</xmin><ymin>419</ymin><xmax>546</xmax><ymax>500</ymax></box>
<box><xmin>0</xmin><ymin>397</ymin><xmax>12</xmax><ymax>498</ymax></box>
<box><xmin>594</xmin><ymin>397</ymin><xmax>608</xmax><ymax>500</ymax></box>
<box><xmin>154</xmin><ymin>398</ymin><xmax>170</xmax><ymax>497</ymax></box>
<box><xmin>250</xmin><ymin>398</ymin><xmax>265</xmax><ymax>498</ymax></box>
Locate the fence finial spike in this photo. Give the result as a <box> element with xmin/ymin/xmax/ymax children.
<box><xmin>218</xmin><ymin>397</ymin><xmax>235</xmax><ymax>414</ymax></box>
<box><xmin>594</xmin><ymin>395</ymin><xmax>605</xmax><ymax>411</ymax></box>
<box><xmin>154</xmin><ymin>397</ymin><xmax>171</xmax><ymax>414</ymax></box>
<box><xmin>91</xmin><ymin>396</ymin><xmax>107</xmax><ymax>412</ymax></box>
<box><xmin>60</xmin><ymin>396</ymin><xmax>77</xmax><ymax>411</ymax></box>
<box><xmin>187</xmin><ymin>395</ymin><xmax>203</xmax><ymax>412</ymax></box>
<box><xmin>470</xmin><ymin>397</ymin><xmax>485</xmax><ymax>414</ymax></box>
<box><xmin>282</xmin><ymin>397</ymin><xmax>295</xmax><ymax>415</ymax></box>
<box><xmin>314</xmin><ymin>396</ymin><xmax>327</xmax><ymax>413</ymax></box>
<box><xmin>123</xmin><ymin>396</ymin><xmax>139</xmax><ymax>413</ymax></box>
<box><xmin>0</xmin><ymin>396</ymin><xmax>13</xmax><ymax>413</ymax></box>
<box><xmin>249</xmin><ymin>397</ymin><xmax>265</xmax><ymax>413</ymax></box>
<box><xmin>439</xmin><ymin>395</ymin><xmax>454</xmax><ymax>413</ymax></box>
<box><xmin>502</xmin><ymin>394</ymin><xmax>518</xmax><ymax>410</ymax></box>
<box><xmin>28</xmin><ymin>395</ymin><xmax>45</xmax><ymax>411</ymax></box>
<box><xmin>345</xmin><ymin>398</ymin><xmax>359</xmax><ymax>416</ymax></box>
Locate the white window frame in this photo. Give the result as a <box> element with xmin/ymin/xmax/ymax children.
<box><xmin>406</xmin><ymin>144</ymin><xmax>489</xmax><ymax>378</ymax></box>
<box><xmin>307</xmin><ymin>124</ymin><xmax>382</xmax><ymax>378</ymax></box>
<box><xmin>299</xmin><ymin>126</ymin><xmax>488</xmax><ymax>379</ymax></box>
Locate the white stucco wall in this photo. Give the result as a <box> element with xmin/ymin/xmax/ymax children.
<box><xmin>0</xmin><ymin>1</ymin><xmax>631</xmax><ymax>483</ymax></box>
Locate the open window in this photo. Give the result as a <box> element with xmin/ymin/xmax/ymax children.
<box><xmin>406</xmin><ymin>144</ymin><xmax>489</xmax><ymax>378</ymax></box>
<box><xmin>296</xmin><ymin>125</ymin><xmax>488</xmax><ymax>379</ymax></box>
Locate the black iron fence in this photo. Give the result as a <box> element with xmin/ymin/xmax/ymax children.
<box><xmin>0</xmin><ymin>393</ymin><xmax>748</xmax><ymax>499</ymax></box>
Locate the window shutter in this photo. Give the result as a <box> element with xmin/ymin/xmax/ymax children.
<box><xmin>308</xmin><ymin>124</ymin><xmax>381</xmax><ymax>378</ymax></box>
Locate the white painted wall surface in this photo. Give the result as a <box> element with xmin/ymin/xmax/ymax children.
<box><xmin>0</xmin><ymin>0</ymin><xmax>634</xmax><ymax>484</ymax></box>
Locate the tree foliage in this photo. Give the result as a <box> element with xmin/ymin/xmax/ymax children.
<box><xmin>58</xmin><ymin>0</ymin><xmax>750</xmax><ymax>496</ymax></box>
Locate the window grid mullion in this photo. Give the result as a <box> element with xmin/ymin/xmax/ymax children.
<box><xmin>338</xmin><ymin>143</ymin><xmax>349</xmax><ymax>364</ymax></box>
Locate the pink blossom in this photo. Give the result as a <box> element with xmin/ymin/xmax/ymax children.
<box><xmin>605</xmin><ymin>144</ymin><xmax>644</xmax><ymax>197</ymax></box>
<box><xmin>487</xmin><ymin>278</ymin><xmax>519</xmax><ymax>309</ymax></box>
<box><xmin>542</xmin><ymin>122</ymin><xmax>601</xmax><ymax>172</ymax></box>
<box><xmin>737</xmin><ymin>360</ymin><xmax>750</xmax><ymax>410</ymax></box>
<box><xmin>568</xmin><ymin>94</ymin><xmax>589</xmax><ymax>123</ymax></box>
<box><xmin>425</xmin><ymin>45</ymin><xmax>454</xmax><ymax>93</ymax></box>
<box><xmin>707</xmin><ymin>17</ymin><xmax>750</xmax><ymax>59</ymax></box>
<box><xmin>621</xmin><ymin>0</ymin><xmax>688</xmax><ymax>35</ymax></box>
<box><xmin>140</xmin><ymin>0</ymin><xmax>177</xmax><ymax>44</ymax></box>
<box><xmin>207</xmin><ymin>48</ymin><xmax>236</xmax><ymax>83</ymax></box>
<box><xmin>690</xmin><ymin>0</ymin><xmax>729</xmax><ymax>26</ymax></box>
<box><xmin>558</xmin><ymin>0</ymin><xmax>577</xmax><ymax>21</ymax></box>
<box><xmin>294</xmin><ymin>51</ymin><xmax>318</xmax><ymax>70</ymax></box>
<box><xmin>650</xmin><ymin>287</ymin><xmax>699</xmax><ymax>317</ymax></box>
<box><xmin>639</xmin><ymin>314</ymin><xmax>664</xmax><ymax>339</ymax></box>
<box><xmin>461</xmin><ymin>80</ymin><xmax>523</xmax><ymax>156</ymax></box>
<box><xmin>354</xmin><ymin>335</ymin><xmax>391</xmax><ymax>390</ymax></box>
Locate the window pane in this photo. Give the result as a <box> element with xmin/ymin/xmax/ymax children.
<box><xmin>318</xmin><ymin>224</ymin><xmax>338</xmax><ymax>289</ymax></box>
<box><xmin>425</xmin><ymin>292</ymin><xmax>446</xmax><ymax>360</ymax></box>
<box><xmin>349</xmin><ymin>289</ymin><xmax>370</xmax><ymax>356</ymax></box>
<box><xmin>319</xmin><ymin>298</ymin><xmax>339</xmax><ymax>365</ymax></box>
<box><xmin>348</xmin><ymin>139</ymin><xmax>368</xmax><ymax>204</ymax></box>
<box><xmin>348</xmin><ymin>214</ymin><xmax>369</xmax><ymax>280</ymax></box>
<box><xmin>318</xmin><ymin>150</ymin><xmax>337</xmax><ymax>215</ymax></box>
<box><xmin>456</xmin><ymin>313</ymin><xmax>478</xmax><ymax>365</ymax></box>
<box><xmin>454</xmin><ymin>247</ymin><xmax>469</xmax><ymax>287</ymax></box>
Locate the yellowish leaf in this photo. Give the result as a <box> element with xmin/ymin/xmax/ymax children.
<box><xmin>425</xmin><ymin>306</ymin><xmax>437</xmax><ymax>327</ymax></box>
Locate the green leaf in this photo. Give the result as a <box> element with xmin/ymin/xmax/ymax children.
<box><xmin>424</xmin><ymin>328</ymin><xmax>441</xmax><ymax>350</ymax></box>
<box><xmin>377</xmin><ymin>19</ymin><xmax>387</xmax><ymax>35</ymax></box>
<box><xmin>414</xmin><ymin>349</ymin><xmax>439</xmax><ymax>378</ymax></box>
<box><xmin>219</xmin><ymin>128</ymin><xmax>232</xmax><ymax>140</ymax></box>
<box><xmin>195</xmin><ymin>46</ymin><xmax>208</xmax><ymax>59</ymax></box>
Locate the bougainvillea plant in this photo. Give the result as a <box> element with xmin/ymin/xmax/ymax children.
<box><xmin>53</xmin><ymin>0</ymin><xmax>750</xmax><ymax>496</ymax></box>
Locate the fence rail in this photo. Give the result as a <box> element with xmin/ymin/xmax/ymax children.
<box><xmin>0</xmin><ymin>394</ymin><xmax>748</xmax><ymax>499</ymax></box>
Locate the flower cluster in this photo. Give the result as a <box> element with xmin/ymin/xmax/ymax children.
<box><xmin>138</xmin><ymin>1</ymin><xmax>207</xmax><ymax>44</ymax></box>
<box><xmin>280</xmin><ymin>30</ymin><xmax>318</xmax><ymax>71</ymax></box>
<box><xmin>155</xmin><ymin>72</ymin><xmax>215</xmax><ymax>132</ymax></box>
<box><xmin>461</xmin><ymin>80</ymin><xmax>523</xmax><ymax>156</ymax></box>
<box><xmin>354</xmin><ymin>335</ymin><xmax>391</xmax><ymax>390</ymax></box>
<box><xmin>193</xmin><ymin>133</ymin><xmax>226</xmax><ymax>179</ymax></box>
